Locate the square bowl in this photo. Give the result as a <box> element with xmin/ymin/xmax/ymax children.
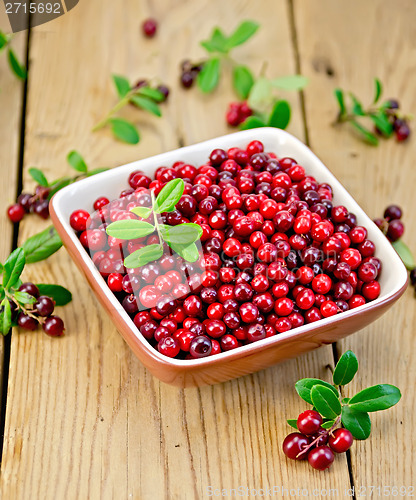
<box><xmin>50</xmin><ymin>128</ymin><xmax>408</xmax><ymax>387</ymax></box>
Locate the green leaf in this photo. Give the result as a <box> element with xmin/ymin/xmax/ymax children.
<box><xmin>0</xmin><ymin>31</ymin><xmax>9</xmax><ymax>50</ymax></box>
<box><xmin>159</xmin><ymin>223</ymin><xmax>203</xmax><ymax>245</ymax></box>
<box><xmin>167</xmin><ymin>241</ymin><xmax>200</xmax><ymax>262</ymax></box>
<box><xmin>373</xmin><ymin>78</ymin><xmax>382</xmax><ymax>104</ymax></box>
<box><xmin>0</xmin><ymin>299</ymin><xmax>12</xmax><ymax>336</ymax></box>
<box><xmin>124</xmin><ymin>244</ymin><xmax>163</xmax><ymax>269</ymax></box>
<box><xmin>334</xmin><ymin>88</ymin><xmax>346</xmax><ymax>115</ymax></box>
<box><xmin>342</xmin><ymin>397</ymin><xmax>351</xmax><ymax>404</ymax></box>
<box><xmin>392</xmin><ymin>240</ymin><xmax>416</xmax><ymax>270</ymax></box>
<box><xmin>153</xmin><ymin>178</ymin><xmax>185</xmax><ymax>214</ymax></box>
<box><xmin>36</xmin><ymin>284</ymin><xmax>72</xmax><ymax>306</ymax></box>
<box><xmin>321</xmin><ymin>420</ymin><xmax>336</xmax><ymax>430</ymax></box>
<box><xmin>7</xmin><ymin>49</ymin><xmax>26</xmax><ymax>79</ymax></box>
<box><xmin>136</xmin><ymin>87</ymin><xmax>165</xmax><ymax>102</ymax></box>
<box><xmin>349</xmin><ymin>93</ymin><xmax>365</xmax><ymax>116</ymax></box>
<box><xmin>369</xmin><ymin>112</ymin><xmax>393</xmax><ymax>137</ymax></box>
<box><xmin>130</xmin><ymin>95</ymin><xmax>162</xmax><ymax>117</ymax></box>
<box><xmin>112</xmin><ymin>74</ymin><xmax>131</xmax><ymax>98</ymax></box>
<box><xmin>295</xmin><ymin>378</ymin><xmax>339</xmax><ymax>405</ymax></box>
<box><xmin>130</xmin><ymin>206</ymin><xmax>152</xmax><ymax>219</ymax></box>
<box><xmin>67</xmin><ymin>150</ymin><xmax>88</xmax><ymax>173</ymax></box>
<box><xmin>341</xmin><ymin>405</ymin><xmax>371</xmax><ymax>440</ymax></box>
<box><xmin>247</xmin><ymin>78</ymin><xmax>273</xmax><ymax>112</ymax></box>
<box><xmin>224</xmin><ymin>20</ymin><xmax>259</xmax><ymax>50</ymax></box>
<box><xmin>333</xmin><ymin>350</ymin><xmax>359</xmax><ymax>386</ymax></box>
<box><xmin>48</xmin><ymin>178</ymin><xmax>73</xmax><ymax>198</ymax></box>
<box><xmin>232</xmin><ymin>65</ymin><xmax>254</xmax><ymax>100</ymax></box>
<box><xmin>201</xmin><ymin>27</ymin><xmax>228</xmax><ymax>53</ymax></box>
<box><xmin>22</xmin><ymin>226</ymin><xmax>62</xmax><ymax>264</ymax></box>
<box><xmin>311</xmin><ymin>385</ymin><xmax>342</xmax><ymax>419</ymax></box>
<box><xmin>197</xmin><ymin>57</ymin><xmax>221</xmax><ymax>93</ymax></box>
<box><xmin>287</xmin><ymin>419</ymin><xmax>298</xmax><ymax>430</ymax></box>
<box><xmin>3</xmin><ymin>248</ymin><xmax>25</xmax><ymax>289</ymax></box>
<box><xmin>13</xmin><ymin>291</ymin><xmax>37</xmax><ymax>306</ymax></box>
<box><xmin>348</xmin><ymin>384</ymin><xmax>401</xmax><ymax>412</ymax></box>
<box><xmin>0</xmin><ymin>263</ymin><xmax>3</xmax><ymax>274</ymax></box>
<box><xmin>106</xmin><ymin>220</ymin><xmax>155</xmax><ymax>240</ymax></box>
<box><xmin>109</xmin><ymin>118</ymin><xmax>140</xmax><ymax>144</ymax></box>
<box><xmin>270</xmin><ymin>75</ymin><xmax>308</xmax><ymax>91</ymax></box>
<box><xmin>268</xmin><ymin>100</ymin><xmax>291</xmax><ymax>129</ymax></box>
<box><xmin>28</xmin><ymin>167</ymin><xmax>49</xmax><ymax>187</ymax></box>
<box><xmin>240</xmin><ymin>116</ymin><xmax>268</xmax><ymax>130</ymax></box>
<box><xmin>85</xmin><ymin>167</ymin><xmax>109</xmax><ymax>177</ymax></box>
<box><xmin>350</xmin><ymin>120</ymin><xmax>379</xmax><ymax>145</ymax></box>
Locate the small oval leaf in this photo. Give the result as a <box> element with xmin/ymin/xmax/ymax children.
<box><xmin>112</xmin><ymin>74</ymin><xmax>131</xmax><ymax>98</ymax></box>
<box><xmin>28</xmin><ymin>167</ymin><xmax>49</xmax><ymax>187</ymax></box>
<box><xmin>295</xmin><ymin>378</ymin><xmax>339</xmax><ymax>405</ymax></box>
<box><xmin>159</xmin><ymin>223</ymin><xmax>202</xmax><ymax>245</ymax></box>
<box><xmin>67</xmin><ymin>150</ymin><xmax>88</xmax><ymax>173</ymax></box>
<box><xmin>130</xmin><ymin>206</ymin><xmax>152</xmax><ymax>219</ymax></box>
<box><xmin>106</xmin><ymin>220</ymin><xmax>155</xmax><ymax>240</ymax></box>
<box><xmin>334</xmin><ymin>88</ymin><xmax>346</xmax><ymax>115</ymax></box>
<box><xmin>197</xmin><ymin>57</ymin><xmax>221</xmax><ymax>93</ymax></box>
<box><xmin>36</xmin><ymin>284</ymin><xmax>72</xmax><ymax>306</ymax></box>
<box><xmin>0</xmin><ymin>299</ymin><xmax>12</xmax><ymax>336</ymax></box>
<box><xmin>311</xmin><ymin>385</ymin><xmax>342</xmax><ymax>419</ymax></box>
<box><xmin>3</xmin><ymin>248</ymin><xmax>26</xmax><ymax>289</ymax></box>
<box><xmin>224</xmin><ymin>20</ymin><xmax>259</xmax><ymax>50</ymax></box>
<box><xmin>333</xmin><ymin>350</ymin><xmax>359</xmax><ymax>386</ymax></box>
<box><xmin>8</xmin><ymin>48</ymin><xmax>27</xmax><ymax>79</ymax></box>
<box><xmin>22</xmin><ymin>226</ymin><xmax>62</xmax><ymax>264</ymax></box>
<box><xmin>153</xmin><ymin>179</ymin><xmax>185</xmax><ymax>214</ymax></box>
<box><xmin>240</xmin><ymin>116</ymin><xmax>268</xmax><ymax>130</ymax></box>
<box><xmin>109</xmin><ymin>118</ymin><xmax>140</xmax><ymax>144</ymax></box>
<box><xmin>348</xmin><ymin>384</ymin><xmax>401</xmax><ymax>413</ymax></box>
<box><xmin>392</xmin><ymin>239</ymin><xmax>416</xmax><ymax>270</ymax></box>
<box><xmin>232</xmin><ymin>65</ymin><xmax>254</xmax><ymax>100</ymax></box>
<box><xmin>136</xmin><ymin>87</ymin><xmax>165</xmax><ymax>102</ymax></box>
<box><xmin>341</xmin><ymin>405</ymin><xmax>371</xmax><ymax>440</ymax></box>
<box><xmin>167</xmin><ymin>241</ymin><xmax>200</xmax><ymax>262</ymax></box>
<box><xmin>287</xmin><ymin>419</ymin><xmax>298</xmax><ymax>430</ymax></box>
<box><xmin>268</xmin><ymin>100</ymin><xmax>291</xmax><ymax>129</ymax></box>
<box><xmin>130</xmin><ymin>95</ymin><xmax>162</xmax><ymax>117</ymax></box>
<box><xmin>123</xmin><ymin>244</ymin><xmax>163</xmax><ymax>269</ymax></box>
<box><xmin>270</xmin><ymin>75</ymin><xmax>308</xmax><ymax>91</ymax></box>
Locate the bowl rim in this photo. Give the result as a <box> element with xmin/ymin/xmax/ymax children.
<box><xmin>50</xmin><ymin>127</ymin><xmax>409</xmax><ymax>368</ymax></box>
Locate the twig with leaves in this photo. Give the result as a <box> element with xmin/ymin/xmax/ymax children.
<box><xmin>0</xmin><ymin>30</ymin><xmax>26</xmax><ymax>80</ymax></box>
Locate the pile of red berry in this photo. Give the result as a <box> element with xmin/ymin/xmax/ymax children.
<box><xmin>12</xmin><ymin>282</ymin><xmax>65</xmax><ymax>336</ymax></box>
<box><xmin>69</xmin><ymin>139</ymin><xmax>382</xmax><ymax>360</ymax></box>
<box><xmin>7</xmin><ymin>185</ymin><xmax>50</xmax><ymax>223</ymax></box>
<box><xmin>226</xmin><ymin>101</ymin><xmax>253</xmax><ymax>127</ymax></box>
<box><xmin>283</xmin><ymin>410</ymin><xmax>353</xmax><ymax>470</ymax></box>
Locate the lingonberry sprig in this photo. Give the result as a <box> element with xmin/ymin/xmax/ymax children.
<box><xmin>105</xmin><ymin>179</ymin><xmax>202</xmax><ymax>267</ymax></box>
<box><xmin>333</xmin><ymin>78</ymin><xmax>412</xmax><ymax>145</ymax></box>
<box><xmin>92</xmin><ymin>74</ymin><xmax>169</xmax><ymax>144</ymax></box>
<box><xmin>7</xmin><ymin>150</ymin><xmax>108</xmax><ymax>224</ymax></box>
<box><xmin>0</xmin><ymin>30</ymin><xmax>27</xmax><ymax>80</ymax></box>
<box><xmin>373</xmin><ymin>204</ymin><xmax>416</xmax><ymax>295</ymax></box>
<box><xmin>283</xmin><ymin>350</ymin><xmax>401</xmax><ymax>470</ymax></box>
<box><xmin>0</xmin><ymin>227</ymin><xmax>71</xmax><ymax>337</ymax></box>
<box><xmin>180</xmin><ymin>20</ymin><xmax>259</xmax><ymax>92</ymax></box>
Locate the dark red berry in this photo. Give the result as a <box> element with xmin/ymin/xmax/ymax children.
<box><xmin>142</xmin><ymin>18</ymin><xmax>157</xmax><ymax>37</ymax></box>
<box><xmin>308</xmin><ymin>445</ymin><xmax>335</xmax><ymax>470</ymax></box>
<box><xmin>19</xmin><ymin>282</ymin><xmax>39</xmax><ymax>298</ymax></box>
<box><xmin>297</xmin><ymin>410</ymin><xmax>323</xmax><ymax>435</ymax></box>
<box><xmin>7</xmin><ymin>203</ymin><xmax>25</xmax><ymax>223</ymax></box>
<box><xmin>282</xmin><ymin>432</ymin><xmax>310</xmax><ymax>460</ymax></box>
<box><xmin>17</xmin><ymin>312</ymin><xmax>38</xmax><ymax>331</ymax></box>
<box><xmin>35</xmin><ymin>296</ymin><xmax>55</xmax><ymax>317</ymax></box>
<box><xmin>328</xmin><ymin>428</ymin><xmax>353</xmax><ymax>453</ymax></box>
<box><xmin>42</xmin><ymin>316</ymin><xmax>65</xmax><ymax>336</ymax></box>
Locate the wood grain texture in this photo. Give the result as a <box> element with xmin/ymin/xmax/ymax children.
<box><xmin>0</xmin><ymin>1</ymin><xmax>354</xmax><ymax>498</ymax></box>
<box><xmin>294</xmin><ymin>0</ymin><xmax>416</xmax><ymax>489</ymax></box>
<box><xmin>0</xmin><ymin>10</ymin><xmax>26</xmax><ymax>408</ymax></box>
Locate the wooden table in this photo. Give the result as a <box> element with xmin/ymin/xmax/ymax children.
<box><xmin>0</xmin><ymin>1</ymin><xmax>415</xmax><ymax>498</ymax></box>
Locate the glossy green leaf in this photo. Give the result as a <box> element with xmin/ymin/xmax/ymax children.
<box><xmin>0</xmin><ymin>299</ymin><xmax>12</xmax><ymax>336</ymax></box>
<box><xmin>270</xmin><ymin>75</ymin><xmax>308</xmax><ymax>91</ymax></box>
<box><xmin>239</xmin><ymin>116</ymin><xmax>268</xmax><ymax>130</ymax></box>
<box><xmin>232</xmin><ymin>65</ymin><xmax>254</xmax><ymax>100</ymax></box>
<box><xmin>22</xmin><ymin>226</ymin><xmax>62</xmax><ymax>264</ymax></box>
<box><xmin>124</xmin><ymin>244</ymin><xmax>163</xmax><ymax>268</ymax></box>
<box><xmin>295</xmin><ymin>378</ymin><xmax>339</xmax><ymax>405</ymax></box>
<box><xmin>350</xmin><ymin>120</ymin><xmax>379</xmax><ymax>145</ymax></box>
<box><xmin>197</xmin><ymin>57</ymin><xmax>221</xmax><ymax>93</ymax></box>
<box><xmin>333</xmin><ymin>350</ymin><xmax>359</xmax><ymax>386</ymax></box>
<box><xmin>136</xmin><ymin>87</ymin><xmax>165</xmax><ymax>102</ymax></box>
<box><xmin>0</xmin><ymin>31</ymin><xmax>9</xmax><ymax>50</ymax></box>
<box><xmin>321</xmin><ymin>420</ymin><xmax>336</xmax><ymax>430</ymax></box>
<box><xmin>200</xmin><ymin>27</ymin><xmax>228</xmax><ymax>53</ymax></box>
<box><xmin>8</xmin><ymin>48</ymin><xmax>26</xmax><ymax>79</ymax></box>
<box><xmin>311</xmin><ymin>385</ymin><xmax>342</xmax><ymax>419</ymax></box>
<box><xmin>36</xmin><ymin>284</ymin><xmax>72</xmax><ymax>306</ymax></box>
<box><xmin>109</xmin><ymin>118</ymin><xmax>140</xmax><ymax>144</ymax></box>
<box><xmin>3</xmin><ymin>248</ymin><xmax>25</xmax><ymax>289</ymax></box>
<box><xmin>159</xmin><ymin>223</ymin><xmax>203</xmax><ymax>245</ymax></box>
<box><xmin>268</xmin><ymin>100</ymin><xmax>291</xmax><ymax>129</ymax></box>
<box><xmin>373</xmin><ymin>77</ymin><xmax>382</xmax><ymax>104</ymax></box>
<box><xmin>106</xmin><ymin>220</ymin><xmax>155</xmax><ymax>240</ymax></box>
<box><xmin>67</xmin><ymin>150</ymin><xmax>88</xmax><ymax>173</ymax></box>
<box><xmin>349</xmin><ymin>93</ymin><xmax>365</xmax><ymax>116</ymax></box>
<box><xmin>348</xmin><ymin>384</ymin><xmax>401</xmax><ymax>412</ymax></box>
<box><xmin>153</xmin><ymin>178</ymin><xmax>185</xmax><ymax>214</ymax></box>
<box><xmin>392</xmin><ymin>240</ymin><xmax>416</xmax><ymax>270</ymax></box>
<box><xmin>13</xmin><ymin>291</ymin><xmax>37</xmax><ymax>305</ymax></box>
<box><xmin>224</xmin><ymin>20</ymin><xmax>259</xmax><ymax>50</ymax></box>
<box><xmin>167</xmin><ymin>241</ymin><xmax>200</xmax><ymax>262</ymax></box>
<box><xmin>341</xmin><ymin>405</ymin><xmax>371</xmax><ymax>440</ymax></box>
<box><xmin>287</xmin><ymin>419</ymin><xmax>298</xmax><ymax>430</ymax></box>
<box><xmin>112</xmin><ymin>74</ymin><xmax>131</xmax><ymax>98</ymax></box>
<box><xmin>130</xmin><ymin>206</ymin><xmax>152</xmax><ymax>219</ymax></box>
<box><xmin>28</xmin><ymin>167</ymin><xmax>49</xmax><ymax>187</ymax></box>
<box><xmin>0</xmin><ymin>263</ymin><xmax>3</xmax><ymax>274</ymax></box>
<box><xmin>369</xmin><ymin>112</ymin><xmax>393</xmax><ymax>137</ymax></box>
<box><xmin>334</xmin><ymin>88</ymin><xmax>346</xmax><ymax>115</ymax></box>
<box><xmin>130</xmin><ymin>95</ymin><xmax>162</xmax><ymax>117</ymax></box>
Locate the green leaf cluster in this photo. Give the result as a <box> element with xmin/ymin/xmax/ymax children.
<box><xmin>0</xmin><ymin>30</ymin><xmax>27</xmax><ymax>80</ymax></box>
<box><xmin>106</xmin><ymin>179</ymin><xmax>202</xmax><ymax>267</ymax></box>
<box><xmin>288</xmin><ymin>350</ymin><xmax>401</xmax><ymax>440</ymax></box>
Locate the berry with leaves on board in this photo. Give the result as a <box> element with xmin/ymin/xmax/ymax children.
<box><xmin>334</xmin><ymin>77</ymin><xmax>412</xmax><ymax>145</ymax></box>
<box><xmin>283</xmin><ymin>350</ymin><xmax>401</xmax><ymax>470</ymax></box>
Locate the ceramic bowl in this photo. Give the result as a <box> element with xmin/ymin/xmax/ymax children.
<box><xmin>50</xmin><ymin>128</ymin><xmax>408</xmax><ymax>387</ymax></box>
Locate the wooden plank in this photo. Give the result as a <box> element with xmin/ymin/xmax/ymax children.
<box><xmin>294</xmin><ymin>0</ymin><xmax>416</xmax><ymax>490</ymax></box>
<box><xmin>0</xmin><ymin>10</ymin><xmax>26</xmax><ymax>412</ymax></box>
<box><xmin>0</xmin><ymin>1</ymin><xmax>351</xmax><ymax>498</ymax></box>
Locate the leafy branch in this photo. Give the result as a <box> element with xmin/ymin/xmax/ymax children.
<box><xmin>93</xmin><ymin>75</ymin><xmax>167</xmax><ymax>144</ymax></box>
<box><xmin>106</xmin><ymin>179</ymin><xmax>202</xmax><ymax>267</ymax></box>
<box><xmin>0</xmin><ymin>30</ymin><xmax>26</xmax><ymax>80</ymax></box>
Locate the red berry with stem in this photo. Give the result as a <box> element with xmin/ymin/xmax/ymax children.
<box><xmin>282</xmin><ymin>432</ymin><xmax>310</xmax><ymax>460</ymax></box>
<box><xmin>297</xmin><ymin>410</ymin><xmax>323</xmax><ymax>435</ymax></box>
<box><xmin>43</xmin><ymin>316</ymin><xmax>65</xmax><ymax>336</ymax></box>
<box><xmin>328</xmin><ymin>428</ymin><xmax>353</xmax><ymax>453</ymax></box>
<box><xmin>308</xmin><ymin>446</ymin><xmax>335</xmax><ymax>470</ymax></box>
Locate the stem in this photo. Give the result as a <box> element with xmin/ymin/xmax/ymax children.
<box><xmin>4</xmin><ymin>290</ymin><xmax>44</xmax><ymax>324</ymax></box>
<box><xmin>92</xmin><ymin>93</ymin><xmax>133</xmax><ymax>132</ymax></box>
<box><xmin>150</xmin><ymin>190</ymin><xmax>164</xmax><ymax>247</ymax></box>
<box><xmin>296</xmin><ymin>415</ymin><xmax>341</xmax><ymax>459</ymax></box>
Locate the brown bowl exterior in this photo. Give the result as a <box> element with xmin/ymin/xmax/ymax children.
<box><xmin>50</xmin><ymin>206</ymin><xmax>407</xmax><ymax>387</ymax></box>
